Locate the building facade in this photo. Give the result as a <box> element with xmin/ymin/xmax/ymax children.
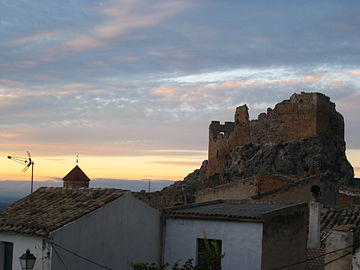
<box><xmin>163</xmin><ymin>200</ymin><xmax>308</xmax><ymax>270</ymax></box>
<box><xmin>0</xmin><ymin>188</ymin><xmax>161</xmax><ymax>270</ymax></box>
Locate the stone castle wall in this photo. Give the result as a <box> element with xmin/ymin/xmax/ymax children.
<box><xmin>196</xmin><ymin>173</ymin><xmax>294</xmax><ymax>203</ymax></box>
<box><xmin>208</xmin><ymin>92</ymin><xmax>344</xmax><ymax>176</ymax></box>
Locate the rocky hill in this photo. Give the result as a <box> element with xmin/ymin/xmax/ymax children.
<box><xmin>136</xmin><ymin>92</ymin><xmax>355</xmax><ymax>208</ymax></box>
<box><xmin>213</xmin><ymin>133</ymin><xmax>352</xmax><ymax>186</ymax></box>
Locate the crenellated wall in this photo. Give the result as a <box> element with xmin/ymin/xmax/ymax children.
<box><xmin>208</xmin><ymin>92</ymin><xmax>344</xmax><ymax>176</ymax></box>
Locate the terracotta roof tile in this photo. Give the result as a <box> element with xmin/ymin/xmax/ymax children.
<box><xmin>0</xmin><ymin>187</ymin><xmax>128</xmax><ymax>237</ymax></box>
<box><xmin>305</xmin><ymin>248</ymin><xmax>324</xmax><ymax>270</ymax></box>
<box><xmin>321</xmin><ymin>206</ymin><xmax>360</xmax><ymax>231</ymax></box>
<box><xmin>164</xmin><ymin>200</ymin><xmax>305</xmax><ymax>222</ymax></box>
<box><xmin>63</xmin><ymin>165</ymin><xmax>90</xmax><ymax>182</ymax></box>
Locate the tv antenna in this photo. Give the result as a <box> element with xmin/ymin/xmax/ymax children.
<box><xmin>7</xmin><ymin>151</ymin><xmax>35</xmax><ymax>194</ymax></box>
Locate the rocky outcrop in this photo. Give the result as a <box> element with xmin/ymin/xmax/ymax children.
<box><xmin>183</xmin><ymin>160</ymin><xmax>208</xmax><ymax>183</ymax></box>
<box><xmin>134</xmin><ymin>179</ymin><xmax>201</xmax><ymax>209</ymax></box>
<box><xmin>180</xmin><ymin>133</ymin><xmax>353</xmax><ymax>189</ymax></box>
<box><xmin>221</xmin><ymin>133</ymin><xmax>353</xmax><ymax>184</ymax></box>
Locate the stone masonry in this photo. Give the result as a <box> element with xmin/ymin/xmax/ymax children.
<box><xmin>208</xmin><ymin>92</ymin><xmax>345</xmax><ymax>176</ymax></box>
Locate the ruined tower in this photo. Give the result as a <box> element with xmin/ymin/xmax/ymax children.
<box><xmin>208</xmin><ymin>92</ymin><xmax>345</xmax><ymax>176</ymax></box>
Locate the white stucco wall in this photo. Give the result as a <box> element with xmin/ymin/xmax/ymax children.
<box><xmin>164</xmin><ymin>218</ymin><xmax>263</xmax><ymax>270</ymax></box>
<box><xmin>324</xmin><ymin>229</ymin><xmax>353</xmax><ymax>270</ymax></box>
<box><xmin>50</xmin><ymin>192</ymin><xmax>161</xmax><ymax>270</ymax></box>
<box><xmin>0</xmin><ymin>232</ymin><xmax>51</xmax><ymax>270</ymax></box>
<box><xmin>353</xmin><ymin>250</ymin><xmax>360</xmax><ymax>270</ymax></box>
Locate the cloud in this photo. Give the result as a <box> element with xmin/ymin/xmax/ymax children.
<box><xmin>152</xmin><ymin>86</ymin><xmax>183</xmax><ymax>101</ymax></box>
<box><xmin>0</xmin><ymin>79</ymin><xmax>24</xmax><ymax>86</ymax></box>
<box><xmin>150</xmin><ymin>161</ymin><xmax>203</xmax><ymax>166</ymax></box>
<box><xmin>65</xmin><ymin>0</ymin><xmax>193</xmax><ymax>51</ymax></box>
<box><xmin>151</xmin><ymin>69</ymin><xmax>357</xmax><ymax>113</ymax></box>
<box><xmin>1</xmin><ymin>0</ymin><xmax>360</xmax><ymax>181</ymax></box>
<box><xmin>147</xmin><ymin>50</ymin><xmax>168</xmax><ymax>57</ymax></box>
<box><xmin>65</xmin><ymin>36</ymin><xmax>104</xmax><ymax>50</ymax></box>
<box><xmin>5</xmin><ymin>30</ymin><xmax>66</xmax><ymax>46</ymax></box>
<box><xmin>0</xmin><ymin>133</ymin><xmax>19</xmax><ymax>139</ymax></box>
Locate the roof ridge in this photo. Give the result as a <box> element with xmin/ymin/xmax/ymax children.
<box><xmin>165</xmin><ymin>201</ymin><xmax>307</xmax><ymax>222</ymax></box>
<box><xmin>164</xmin><ymin>199</ymin><xmax>224</xmax><ymax>211</ymax></box>
<box><xmin>63</xmin><ymin>165</ymin><xmax>90</xmax><ymax>182</ymax></box>
<box><xmin>0</xmin><ymin>188</ymin><xmax>129</xmax><ymax>237</ymax></box>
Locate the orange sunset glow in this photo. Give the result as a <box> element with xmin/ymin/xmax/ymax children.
<box><xmin>0</xmin><ymin>0</ymin><xmax>359</xmax><ymax>195</ymax></box>
<box><xmin>0</xmin><ymin>151</ymin><xmax>207</xmax><ymax>182</ymax></box>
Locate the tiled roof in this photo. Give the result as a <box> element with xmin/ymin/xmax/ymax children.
<box><xmin>133</xmin><ymin>190</ymin><xmax>186</xmax><ymax>210</ymax></box>
<box><xmin>0</xmin><ymin>187</ymin><xmax>128</xmax><ymax>237</ymax></box>
<box><xmin>165</xmin><ymin>200</ymin><xmax>303</xmax><ymax>222</ymax></box>
<box><xmin>305</xmin><ymin>248</ymin><xmax>324</xmax><ymax>270</ymax></box>
<box><xmin>321</xmin><ymin>206</ymin><xmax>360</xmax><ymax>231</ymax></box>
<box><xmin>63</xmin><ymin>165</ymin><xmax>90</xmax><ymax>182</ymax></box>
<box><xmin>339</xmin><ymin>185</ymin><xmax>360</xmax><ymax>197</ymax></box>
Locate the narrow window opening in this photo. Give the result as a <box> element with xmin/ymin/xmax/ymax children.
<box><xmin>217</xmin><ymin>132</ymin><xmax>225</xmax><ymax>139</ymax></box>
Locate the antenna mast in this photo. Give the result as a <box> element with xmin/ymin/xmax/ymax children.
<box><xmin>7</xmin><ymin>151</ymin><xmax>35</xmax><ymax>194</ymax></box>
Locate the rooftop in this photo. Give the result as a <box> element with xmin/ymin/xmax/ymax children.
<box><xmin>63</xmin><ymin>165</ymin><xmax>90</xmax><ymax>182</ymax></box>
<box><xmin>0</xmin><ymin>187</ymin><xmax>128</xmax><ymax>237</ymax></box>
<box><xmin>165</xmin><ymin>200</ymin><xmax>304</xmax><ymax>222</ymax></box>
<box><xmin>321</xmin><ymin>206</ymin><xmax>360</xmax><ymax>231</ymax></box>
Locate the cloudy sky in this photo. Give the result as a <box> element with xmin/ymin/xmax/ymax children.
<box><xmin>0</xmin><ymin>0</ymin><xmax>359</xmax><ymax>187</ymax></box>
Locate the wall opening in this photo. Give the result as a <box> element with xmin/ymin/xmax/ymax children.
<box><xmin>0</xmin><ymin>241</ymin><xmax>13</xmax><ymax>270</ymax></box>
<box><xmin>196</xmin><ymin>238</ymin><xmax>222</xmax><ymax>269</ymax></box>
<box><xmin>310</xmin><ymin>185</ymin><xmax>321</xmax><ymax>202</ymax></box>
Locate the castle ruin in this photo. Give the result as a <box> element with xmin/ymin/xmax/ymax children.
<box><xmin>208</xmin><ymin>92</ymin><xmax>345</xmax><ymax>176</ymax></box>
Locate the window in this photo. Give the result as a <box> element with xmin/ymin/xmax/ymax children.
<box><xmin>197</xmin><ymin>238</ymin><xmax>222</xmax><ymax>270</ymax></box>
<box><xmin>0</xmin><ymin>241</ymin><xmax>13</xmax><ymax>270</ymax></box>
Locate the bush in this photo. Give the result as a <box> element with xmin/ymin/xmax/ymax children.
<box><xmin>131</xmin><ymin>233</ymin><xmax>224</xmax><ymax>270</ymax></box>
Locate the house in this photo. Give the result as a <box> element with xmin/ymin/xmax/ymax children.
<box><xmin>303</xmin><ymin>204</ymin><xmax>360</xmax><ymax>270</ymax></box>
<box><xmin>0</xmin><ymin>187</ymin><xmax>161</xmax><ymax>270</ymax></box>
<box><xmin>163</xmin><ymin>200</ymin><xmax>308</xmax><ymax>270</ymax></box>
<box><xmin>320</xmin><ymin>205</ymin><xmax>360</xmax><ymax>270</ymax></box>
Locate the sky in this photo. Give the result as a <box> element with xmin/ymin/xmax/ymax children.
<box><xmin>0</xmin><ymin>0</ymin><xmax>360</xmax><ymax>192</ymax></box>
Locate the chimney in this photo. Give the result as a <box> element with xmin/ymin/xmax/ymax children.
<box><xmin>308</xmin><ymin>185</ymin><xmax>321</xmax><ymax>248</ymax></box>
